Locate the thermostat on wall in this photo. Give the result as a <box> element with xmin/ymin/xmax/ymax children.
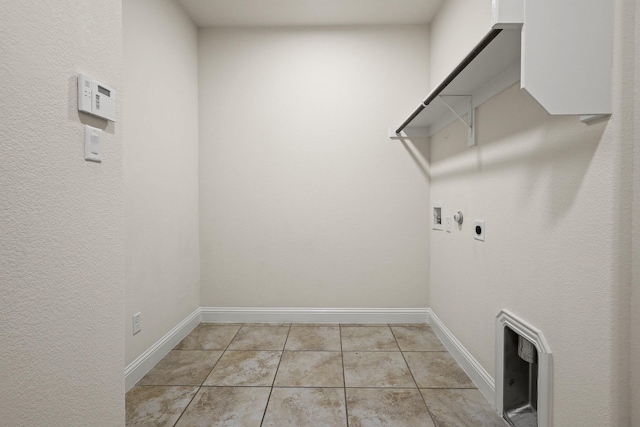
<box><xmin>77</xmin><ymin>73</ymin><xmax>116</xmax><ymax>122</ymax></box>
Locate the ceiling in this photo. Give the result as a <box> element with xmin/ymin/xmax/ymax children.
<box><xmin>177</xmin><ymin>0</ymin><xmax>444</xmax><ymax>27</ymax></box>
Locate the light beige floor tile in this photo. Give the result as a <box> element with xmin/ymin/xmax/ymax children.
<box><xmin>346</xmin><ymin>388</ymin><xmax>435</xmax><ymax>427</ymax></box>
<box><xmin>341</xmin><ymin>326</ymin><xmax>399</xmax><ymax>351</ymax></box>
<box><xmin>262</xmin><ymin>388</ymin><xmax>347</xmax><ymax>427</ymax></box>
<box><xmin>246</xmin><ymin>322</ymin><xmax>291</xmax><ymax>326</ymax></box>
<box><xmin>203</xmin><ymin>351</ymin><xmax>281</xmax><ymax>386</ymax></box>
<box><xmin>391</xmin><ymin>326</ymin><xmax>446</xmax><ymax>352</ymax></box>
<box><xmin>390</xmin><ymin>323</ymin><xmax>429</xmax><ymax>328</ymax></box>
<box><xmin>274</xmin><ymin>351</ymin><xmax>344</xmax><ymax>387</ymax></box>
<box><xmin>285</xmin><ymin>326</ymin><xmax>341</xmax><ymax>351</ymax></box>
<box><xmin>200</xmin><ymin>323</ymin><xmax>244</xmax><ymax>326</ymax></box>
<box><xmin>227</xmin><ymin>325</ymin><xmax>290</xmax><ymax>351</ymax></box>
<box><xmin>290</xmin><ymin>323</ymin><xmax>339</xmax><ymax>327</ymax></box>
<box><xmin>138</xmin><ymin>350</ymin><xmax>222</xmax><ymax>386</ymax></box>
<box><xmin>340</xmin><ymin>323</ymin><xmax>389</xmax><ymax>327</ymax></box>
<box><xmin>343</xmin><ymin>351</ymin><xmax>415</xmax><ymax>388</ymax></box>
<box><xmin>174</xmin><ymin>324</ymin><xmax>241</xmax><ymax>350</ymax></box>
<box><xmin>125</xmin><ymin>386</ymin><xmax>198</xmax><ymax>427</ymax></box>
<box><xmin>175</xmin><ymin>387</ymin><xmax>270</xmax><ymax>427</ymax></box>
<box><xmin>420</xmin><ymin>389</ymin><xmax>505</xmax><ymax>426</ymax></box>
<box><xmin>404</xmin><ymin>352</ymin><xmax>475</xmax><ymax>388</ymax></box>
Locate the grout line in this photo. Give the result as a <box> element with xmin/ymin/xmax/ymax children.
<box><xmin>130</xmin><ymin>322</ymin><xmax>461</xmax><ymax>426</ymax></box>
<box><xmin>171</xmin><ymin>385</ymin><xmax>200</xmax><ymax>427</ymax></box>
<box><xmin>415</xmin><ymin>386</ymin><xmax>478</xmax><ymax>389</ymax></box>
<box><xmin>172</xmin><ymin>323</ymin><xmax>244</xmax><ymax>427</ymax></box>
<box><xmin>199</xmin><ymin>323</ymin><xmax>245</xmax><ymax>386</ymax></box>
<box><xmin>389</xmin><ymin>324</ymin><xmax>439</xmax><ymax>427</ymax></box>
<box><xmin>339</xmin><ymin>324</ymin><xmax>349</xmax><ymax>427</ymax></box>
<box><xmin>259</xmin><ymin>323</ymin><xmax>291</xmax><ymax>427</ymax></box>
<box><xmin>157</xmin><ymin>384</ymin><xmax>470</xmax><ymax>390</ymax></box>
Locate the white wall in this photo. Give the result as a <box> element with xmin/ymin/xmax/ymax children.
<box><xmin>198</xmin><ymin>26</ymin><xmax>430</xmax><ymax>308</ymax></box>
<box><xmin>428</xmin><ymin>0</ymin><xmax>634</xmax><ymax>425</ymax></box>
<box><xmin>123</xmin><ymin>0</ymin><xmax>200</xmax><ymax>365</ymax></box>
<box><xmin>428</xmin><ymin>0</ymin><xmax>492</xmax><ymax>87</ymax></box>
<box><xmin>0</xmin><ymin>1</ymin><xmax>124</xmax><ymax>426</ymax></box>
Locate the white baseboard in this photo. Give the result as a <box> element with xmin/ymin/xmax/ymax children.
<box><xmin>124</xmin><ymin>305</ymin><xmax>494</xmax><ymax>405</ymax></box>
<box><xmin>124</xmin><ymin>308</ymin><xmax>201</xmax><ymax>392</ymax></box>
<box><xmin>427</xmin><ymin>308</ymin><xmax>496</xmax><ymax>407</ymax></box>
<box><xmin>200</xmin><ymin>307</ymin><xmax>429</xmax><ymax>324</ymax></box>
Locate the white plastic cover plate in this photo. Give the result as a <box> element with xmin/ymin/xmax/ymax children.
<box><xmin>433</xmin><ymin>203</ymin><xmax>443</xmax><ymax>230</ymax></box>
<box><xmin>474</xmin><ymin>219</ymin><xmax>485</xmax><ymax>241</ymax></box>
<box><xmin>84</xmin><ymin>125</ymin><xmax>102</xmax><ymax>163</ymax></box>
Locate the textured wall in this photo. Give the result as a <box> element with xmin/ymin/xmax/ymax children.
<box><xmin>428</xmin><ymin>0</ymin><xmax>634</xmax><ymax>425</ymax></box>
<box><xmin>0</xmin><ymin>1</ymin><xmax>124</xmax><ymax>426</ymax></box>
<box><xmin>198</xmin><ymin>26</ymin><xmax>430</xmax><ymax>308</ymax></box>
<box><xmin>123</xmin><ymin>0</ymin><xmax>200</xmax><ymax>365</ymax></box>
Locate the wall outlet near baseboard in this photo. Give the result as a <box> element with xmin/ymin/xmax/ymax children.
<box><xmin>133</xmin><ymin>312</ymin><xmax>141</xmax><ymax>335</ymax></box>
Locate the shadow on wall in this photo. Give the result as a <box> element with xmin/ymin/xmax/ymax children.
<box><xmin>400</xmin><ymin>137</ymin><xmax>430</xmax><ymax>182</ymax></box>
<box><xmin>430</xmin><ymin>83</ymin><xmax>606</xmax><ymax>225</ymax></box>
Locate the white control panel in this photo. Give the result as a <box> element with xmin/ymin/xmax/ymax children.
<box><xmin>78</xmin><ymin>74</ymin><xmax>116</xmax><ymax>122</ymax></box>
<box><xmin>84</xmin><ymin>125</ymin><xmax>102</xmax><ymax>162</ymax></box>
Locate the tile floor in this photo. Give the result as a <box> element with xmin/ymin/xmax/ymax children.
<box><xmin>126</xmin><ymin>323</ymin><xmax>506</xmax><ymax>426</ymax></box>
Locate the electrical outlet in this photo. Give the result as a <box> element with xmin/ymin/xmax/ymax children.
<box><xmin>133</xmin><ymin>312</ymin><xmax>141</xmax><ymax>335</ymax></box>
<box><xmin>474</xmin><ymin>220</ymin><xmax>485</xmax><ymax>241</ymax></box>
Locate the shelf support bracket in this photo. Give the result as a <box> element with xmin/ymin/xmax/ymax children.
<box><xmin>437</xmin><ymin>95</ymin><xmax>475</xmax><ymax>147</ymax></box>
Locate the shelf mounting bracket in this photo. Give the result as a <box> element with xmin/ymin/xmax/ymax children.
<box><xmin>437</xmin><ymin>95</ymin><xmax>475</xmax><ymax>147</ymax></box>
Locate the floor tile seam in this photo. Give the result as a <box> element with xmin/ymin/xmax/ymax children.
<box><xmin>198</xmin><ymin>324</ymin><xmax>245</xmax><ymax>388</ymax></box>
<box><xmin>174</xmin><ymin>322</ymin><xmax>244</xmax><ymax>352</ymax></box>
<box><xmin>342</xmin><ymin>323</ymin><xmax>400</xmax><ymax>351</ymax></box>
<box><xmin>260</xmin><ymin>323</ymin><xmax>292</xmax><ymax>427</ymax></box>
<box><xmin>198</xmin><ymin>323</ymin><xmax>245</xmax><ymax>326</ymax></box>
<box><xmin>159</xmin><ymin>385</ymin><xmax>446</xmax><ymax>390</ymax></box>
<box><xmin>134</xmin><ymin>382</ymin><xmax>214</xmax><ymax>387</ymax></box>
<box><xmin>418</xmin><ymin>386</ymin><xmax>478</xmax><ymax>389</ymax></box>
<box><xmin>174</xmin><ymin>322</ymin><xmax>245</xmax><ymax>351</ymax></box>
<box><xmin>289</xmin><ymin>325</ymin><xmax>341</xmax><ymax>327</ymax></box>
<box><xmin>227</xmin><ymin>347</ymin><xmax>288</xmax><ymax>351</ymax></box>
<box><xmin>339</xmin><ymin>324</ymin><xmax>390</xmax><ymax>327</ymax></box>
<box><xmin>339</xmin><ymin>324</ymin><xmax>349</xmax><ymax>427</ymax></box>
<box><xmin>209</xmin><ymin>349</ymin><xmax>422</xmax><ymax>353</ymax></box>
<box><xmin>344</xmin><ymin>382</ymin><xmax>419</xmax><ymax>389</ymax></box>
<box><xmin>129</xmin><ymin>384</ymin><xmax>202</xmax><ymax>388</ymax></box>
<box><xmin>130</xmin><ymin>383</ymin><xmax>464</xmax><ymax>390</ymax></box>
<box><xmin>344</xmin><ymin>386</ymin><xmax>425</xmax><ymax>389</ymax></box>
<box><xmin>171</xmin><ymin>385</ymin><xmax>201</xmax><ymax>427</ymax></box>
<box><xmin>198</xmin><ymin>385</ymin><xmax>273</xmax><ymax>388</ymax></box>
<box><xmin>240</xmin><ymin>323</ymin><xmax>292</xmax><ymax>327</ymax></box>
<box><xmin>390</xmin><ymin>324</ymin><xmax>438</xmax><ymax>427</ymax></box>
<box><xmin>258</xmin><ymin>385</ymin><xmax>347</xmax><ymax>389</ymax></box>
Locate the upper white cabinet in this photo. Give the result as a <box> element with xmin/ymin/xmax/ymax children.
<box><xmin>392</xmin><ymin>0</ymin><xmax>613</xmax><ymax>145</ymax></box>
<box><xmin>520</xmin><ymin>0</ymin><xmax>612</xmax><ymax>116</ymax></box>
